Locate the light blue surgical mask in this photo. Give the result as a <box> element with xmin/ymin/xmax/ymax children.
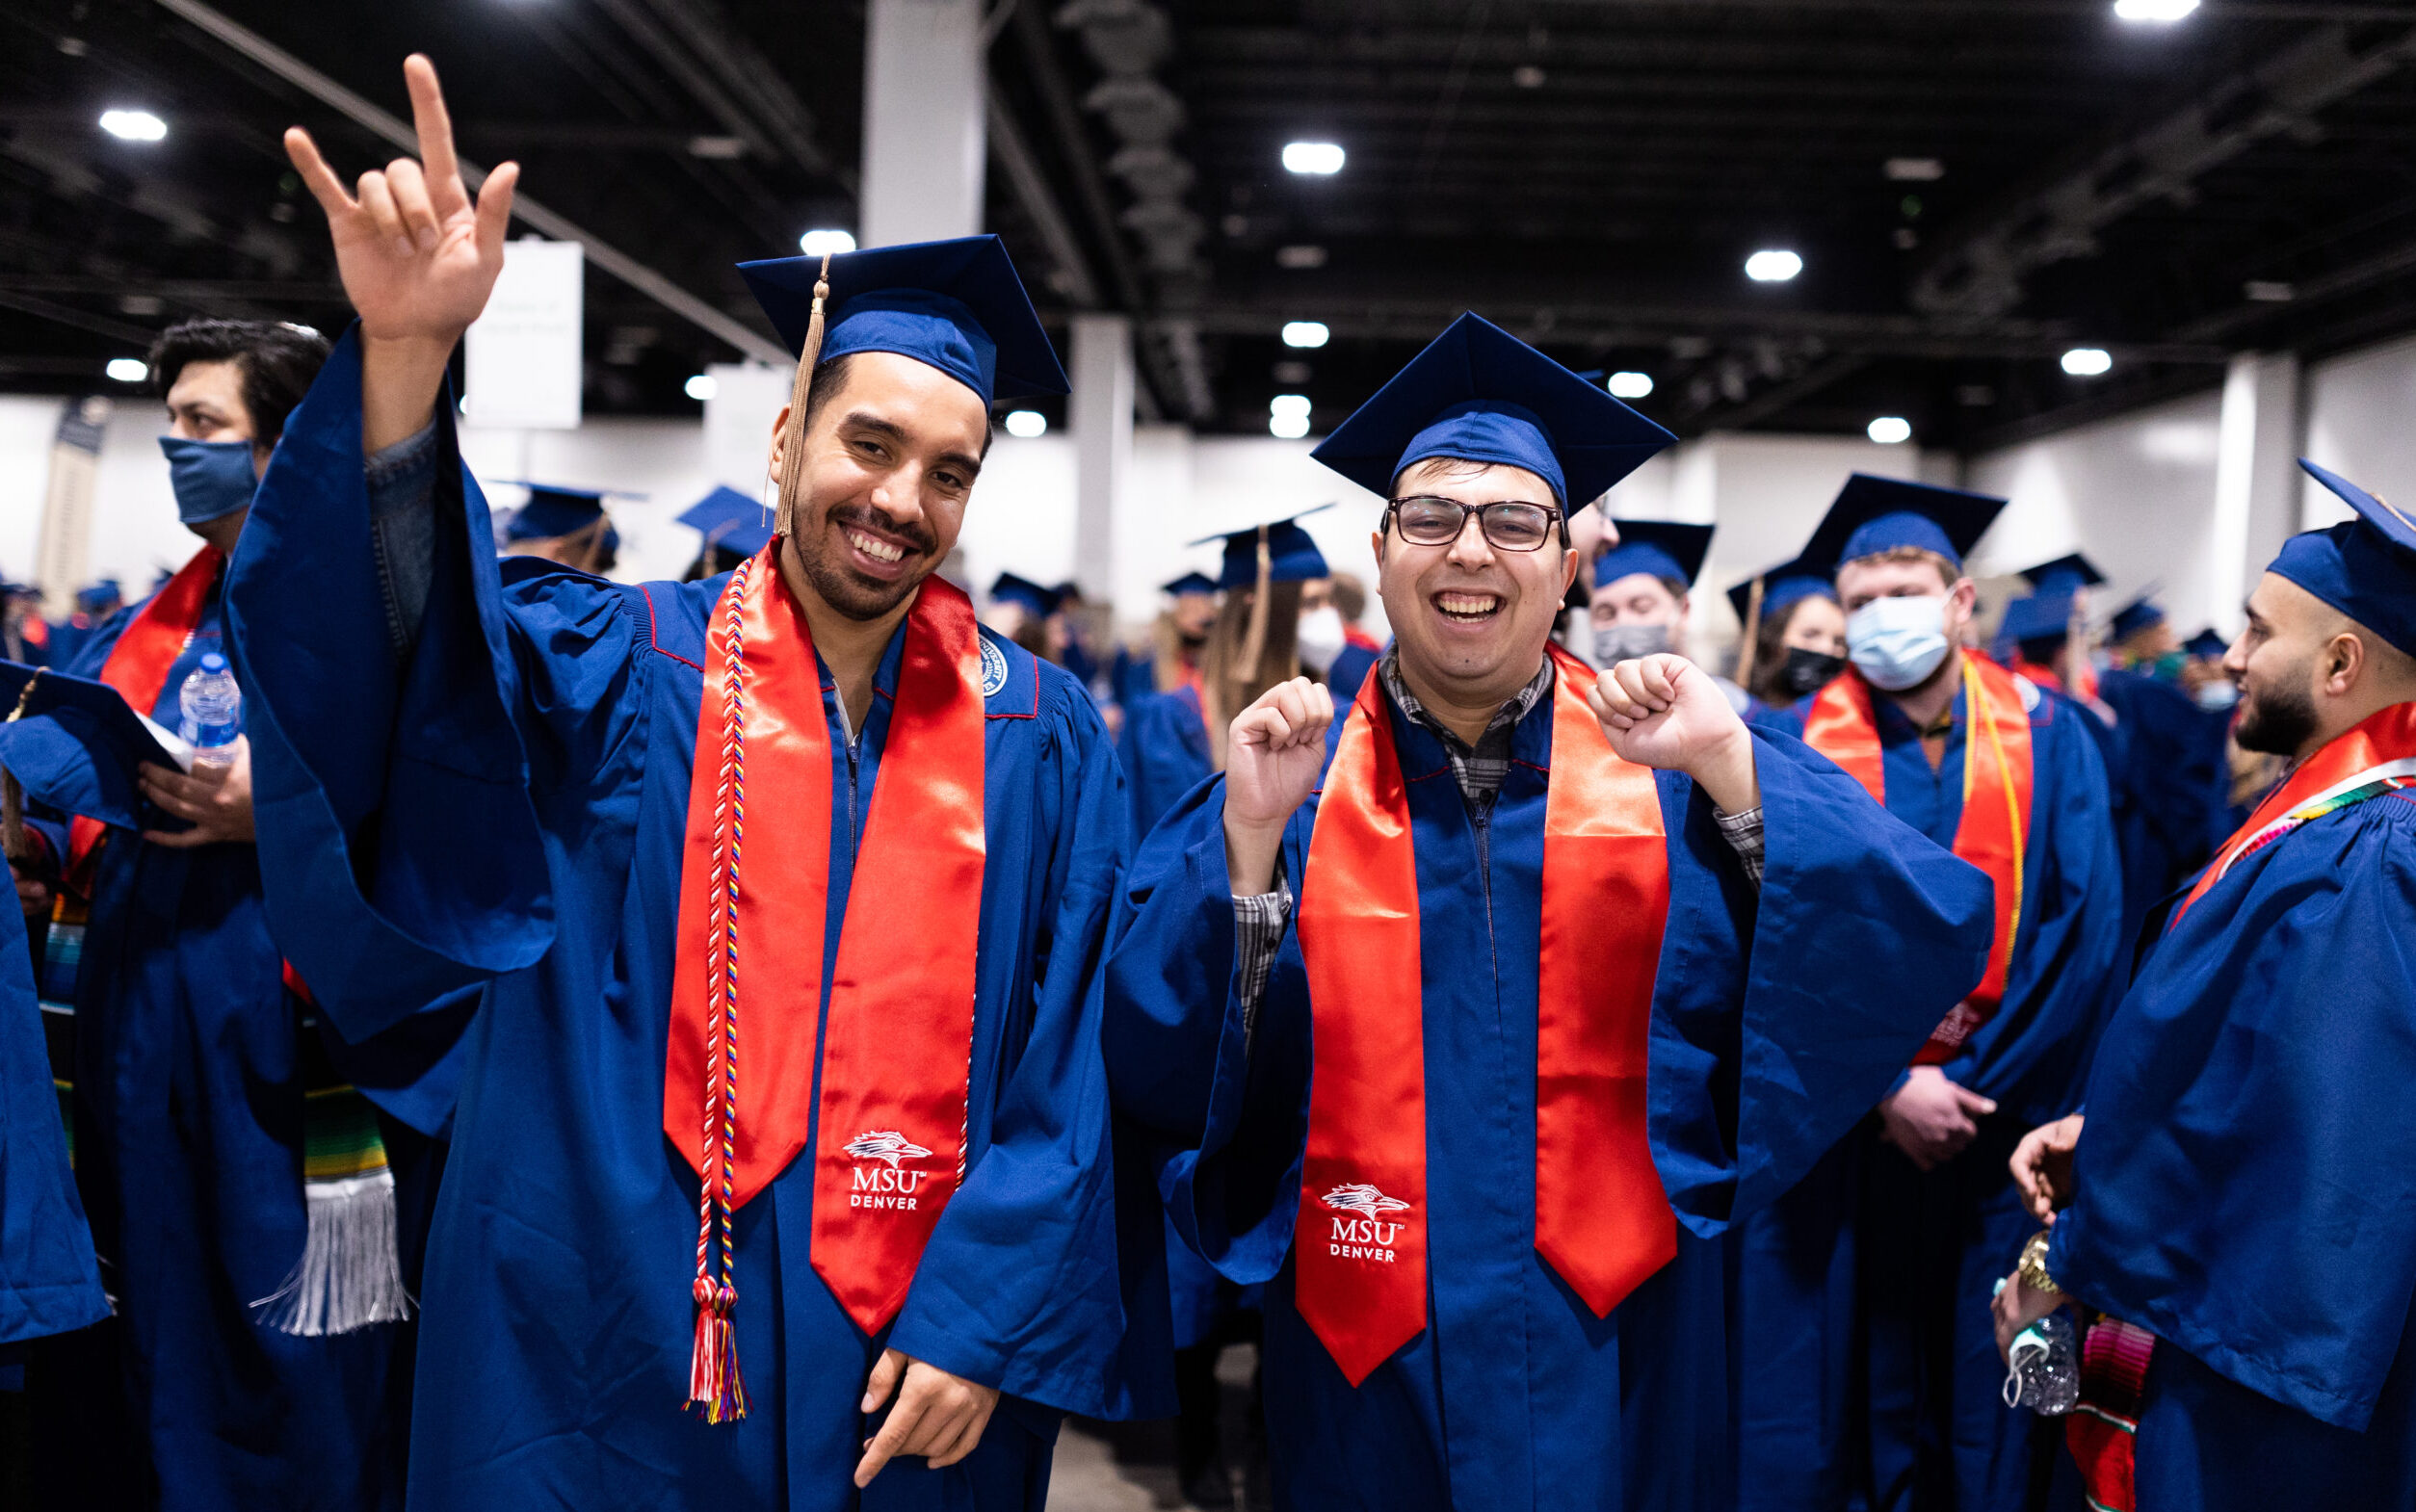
<box><xmin>1846</xmin><ymin>593</ymin><xmax>1951</xmax><ymax>691</ymax></box>
<box><xmin>159</xmin><ymin>435</ymin><xmax>258</xmax><ymax>526</ymax></box>
<box><xmin>2194</xmin><ymin>679</ymin><xmax>2240</xmax><ymax>712</ymax></box>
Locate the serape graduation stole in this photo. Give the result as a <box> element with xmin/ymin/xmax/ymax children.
<box><xmin>2065</xmin><ymin>1313</ymin><xmax>2154</xmax><ymax>1512</ymax></box>
<box><xmin>665</xmin><ymin>546</ymin><xmax>986</xmax><ymax>1421</ymax></box>
<box><xmin>1803</xmin><ymin>652</ymin><xmax>2032</xmax><ymax>1061</ymax></box>
<box><xmin>1293</xmin><ymin>645</ymin><xmax>1674</xmax><ymax>1386</ymax></box>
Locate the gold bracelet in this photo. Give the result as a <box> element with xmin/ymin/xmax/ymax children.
<box><xmin>2018</xmin><ymin>1230</ymin><xmax>2061</xmax><ymax>1296</ymax></box>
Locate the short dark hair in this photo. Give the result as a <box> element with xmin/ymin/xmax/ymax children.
<box><xmin>800</xmin><ymin>352</ymin><xmax>996</xmax><ymax>459</ymax></box>
<box><xmin>147</xmin><ymin>319</ymin><xmax>331</xmax><ymax>445</ymax></box>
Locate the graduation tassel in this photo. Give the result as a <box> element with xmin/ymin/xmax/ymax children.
<box><xmin>3</xmin><ymin>669</ymin><xmax>39</xmax><ymax>868</ymax></box>
<box><xmin>773</xmin><ymin>253</ymin><xmax>835</xmax><ymax>540</ymax></box>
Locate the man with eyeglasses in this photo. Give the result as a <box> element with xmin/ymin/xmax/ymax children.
<box><xmin>1103</xmin><ymin>314</ymin><xmax>1995</xmax><ymax>1510</ymax></box>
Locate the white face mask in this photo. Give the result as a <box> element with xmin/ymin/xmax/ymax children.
<box><xmin>1846</xmin><ymin>594</ymin><xmax>1952</xmax><ymax>691</ymax></box>
<box><xmin>1592</xmin><ymin>622</ymin><xmax>1672</xmax><ymax>666</ymax></box>
<box><xmin>1296</xmin><ymin>605</ymin><xmax>1346</xmax><ymax>674</ymax></box>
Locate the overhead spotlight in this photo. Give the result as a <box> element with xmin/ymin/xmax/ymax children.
<box><xmin>1270</xmin><ymin>393</ymin><xmax>1312</xmax><ymax>439</ymax></box>
<box><xmin>1512</xmin><ymin>65</ymin><xmax>1547</xmax><ymax>89</ymax></box>
<box><xmin>1885</xmin><ymin>157</ymin><xmax>1945</xmax><ymax>182</ymax></box>
<box><xmin>1745</xmin><ymin>249</ymin><xmax>1803</xmax><ymax>283</ymax></box>
<box><xmin>687</xmin><ymin>136</ymin><xmax>746</xmax><ymax>160</ymax></box>
<box><xmin>105</xmin><ymin>357</ymin><xmax>148</xmax><ymax>383</ymax></box>
<box><xmin>1004</xmin><ymin>409</ymin><xmax>1048</xmax><ymax>438</ymax></box>
<box><xmin>1281</xmin><ymin>321</ymin><xmax>1330</xmax><ymax>349</ymax></box>
<box><xmin>2113</xmin><ymin>0</ymin><xmax>2197</xmax><ymax>19</ymax></box>
<box><xmin>1270</xmin><ymin>394</ymin><xmax>1312</xmax><ymax>419</ymax></box>
<box><xmin>1606</xmin><ymin>371</ymin><xmax>1654</xmax><ymax>400</ymax></box>
<box><xmin>798</xmin><ymin>228</ymin><xmax>856</xmax><ymax>256</ymax></box>
<box><xmin>2244</xmin><ymin>280</ymin><xmax>2295</xmax><ymax>303</ymax></box>
<box><xmin>1281</xmin><ymin>142</ymin><xmax>1346</xmax><ymax>175</ymax></box>
<box><xmin>1867</xmin><ymin>416</ymin><xmax>1913</xmax><ymax>445</ymax></box>
<box><xmin>1274</xmin><ymin>245</ymin><xmax>1329</xmax><ymax>270</ymax></box>
<box><xmin>683</xmin><ymin>374</ymin><xmax>718</xmax><ymax>402</ymax></box>
<box><xmin>2061</xmin><ymin>347</ymin><xmax>2114</xmax><ymax>377</ymax></box>
<box><xmin>98</xmin><ymin>110</ymin><xmax>167</xmax><ymax>143</ymax></box>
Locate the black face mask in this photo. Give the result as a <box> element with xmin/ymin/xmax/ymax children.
<box><xmin>1777</xmin><ymin>646</ymin><xmax>1848</xmax><ymax>698</ymax></box>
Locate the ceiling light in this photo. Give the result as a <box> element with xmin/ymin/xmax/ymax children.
<box><xmin>105</xmin><ymin>357</ymin><xmax>148</xmax><ymax>383</ymax></box>
<box><xmin>1606</xmin><ymin>372</ymin><xmax>1654</xmax><ymax>400</ymax></box>
<box><xmin>2244</xmin><ymin>280</ymin><xmax>2295</xmax><ymax>302</ymax></box>
<box><xmin>99</xmin><ymin>110</ymin><xmax>167</xmax><ymax>143</ymax></box>
<box><xmin>1004</xmin><ymin>409</ymin><xmax>1047</xmax><ymax>438</ymax></box>
<box><xmin>1867</xmin><ymin>416</ymin><xmax>1912</xmax><ymax>445</ymax></box>
<box><xmin>1270</xmin><ymin>393</ymin><xmax>1313</xmax><ymax>420</ymax></box>
<box><xmin>2061</xmin><ymin>347</ymin><xmax>2114</xmax><ymax>377</ymax></box>
<box><xmin>1281</xmin><ymin>321</ymin><xmax>1330</xmax><ymax>349</ymax></box>
<box><xmin>798</xmin><ymin>228</ymin><xmax>856</xmax><ymax>256</ymax></box>
<box><xmin>687</xmin><ymin>136</ymin><xmax>746</xmax><ymax>160</ymax></box>
<box><xmin>1745</xmin><ymin>249</ymin><xmax>1803</xmax><ymax>283</ymax></box>
<box><xmin>1270</xmin><ymin>412</ymin><xmax>1311</xmax><ymax>440</ymax></box>
<box><xmin>2113</xmin><ymin>0</ymin><xmax>2197</xmax><ymax>19</ymax></box>
<box><xmin>1512</xmin><ymin>65</ymin><xmax>1546</xmax><ymax>89</ymax></box>
<box><xmin>1273</xmin><ymin>360</ymin><xmax>1312</xmax><ymax>384</ymax></box>
<box><xmin>1885</xmin><ymin>157</ymin><xmax>1945</xmax><ymax>181</ymax></box>
<box><xmin>1274</xmin><ymin>245</ymin><xmax>1328</xmax><ymax>270</ymax></box>
<box><xmin>683</xmin><ymin>374</ymin><xmax>718</xmax><ymax>402</ymax></box>
<box><xmin>1282</xmin><ymin>142</ymin><xmax>1346</xmax><ymax>175</ymax></box>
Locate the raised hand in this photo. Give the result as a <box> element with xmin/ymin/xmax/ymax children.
<box><xmin>283</xmin><ymin>54</ymin><xmax>517</xmax><ymax>451</ymax></box>
<box><xmin>1222</xmin><ymin>676</ymin><xmax>1334</xmax><ymax>896</ymax></box>
<box><xmin>1588</xmin><ymin>652</ymin><xmax>1760</xmax><ymax>814</ymax></box>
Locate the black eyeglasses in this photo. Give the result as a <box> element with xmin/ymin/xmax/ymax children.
<box><xmin>1385</xmin><ymin>495</ymin><xmax>1564</xmax><ymax>552</ymax></box>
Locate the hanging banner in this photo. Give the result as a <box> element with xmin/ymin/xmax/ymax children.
<box><xmin>701</xmin><ymin>361</ymin><xmax>794</xmax><ymax>497</ymax></box>
<box><xmin>35</xmin><ymin>397</ymin><xmax>108</xmax><ymax>619</ymax></box>
<box><xmin>464</xmin><ymin>239</ymin><xmax>585</xmax><ymax>431</ymax></box>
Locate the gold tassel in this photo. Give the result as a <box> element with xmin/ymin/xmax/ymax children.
<box><xmin>3</xmin><ymin>670</ymin><xmax>39</xmax><ymax>867</ymax></box>
<box><xmin>774</xmin><ymin>253</ymin><xmax>835</xmax><ymax>539</ymax></box>
<box><xmin>1236</xmin><ymin>527</ymin><xmax>1274</xmax><ymax>684</ymax></box>
<box><xmin>1733</xmin><ymin>576</ymin><xmax>1767</xmax><ymax>690</ymax></box>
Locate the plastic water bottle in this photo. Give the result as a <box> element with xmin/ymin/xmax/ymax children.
<box><xmin>177</xmin><ymin>652</ymin><xmax>242</xmax><ymax>769</ymax></box>
<box><xmin>1997</xmin><ymin>1292</ymin><xmax>2081</xmax><ymax>1415</ymax></box>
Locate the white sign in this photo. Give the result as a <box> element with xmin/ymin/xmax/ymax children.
<box><xmin>702</xmin><ymin>361</ymin><xmax>796</xmax><ymax>495</ymax></box>
<box><xmin>464</xmin><ymin>240</ymin><xmax>585</xmax><ymax>430</ymax></box>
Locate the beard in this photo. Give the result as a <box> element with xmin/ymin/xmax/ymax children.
<box><xmin>2235</xmin><ymin>665</ymin><xmax>2321</xmax><ymax>755</ymax></box>
<box><xmin>791</xmin><ymin>501</ymin><xmax>936</xmax><ymax>622</ymax></box>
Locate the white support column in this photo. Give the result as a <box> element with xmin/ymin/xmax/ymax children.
<box><xmin>2208</xmin><ymin>352</ymin><xmax>2302</xmax><ymax>635</ymax></box>
<box><xmin>860</xmin><ymin>0</ymin><xmax>987</xmax><ymax>247</ymax></box>
<box><xmin>1071</xmin><ymin>314</ymin><xmax>1135</xmax><ymax>601</ymax></box>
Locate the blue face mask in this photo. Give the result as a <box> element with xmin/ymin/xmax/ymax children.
<box><xmin>1846</xmin><ymin>593</ymin><xmax>1951</xmax><ymax>691</ymax></box>
<box><xmin>160</xmin><ymin>436</ymin><xmax>258</xmax><ymax>526</ymax></box>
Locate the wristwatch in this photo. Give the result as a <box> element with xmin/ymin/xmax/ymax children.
<box><xmin>2018</xmin><ymin>1230</ymin><xmax>2061</xmax><ymax>1296</ymax></box>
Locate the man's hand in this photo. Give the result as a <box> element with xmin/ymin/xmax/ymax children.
<box><xmin>853</xmin><ymin>1349</ymin><xmax>1000</xmax><ymax>1487</ymax></box>
<box><xmin>1877</xmin><ymin>1064</ymin><xmax>1997</xmax><ymax>1172</ymax></box>
<box><xmin>12</xmin><ymin>862</ymin><xmax>50</xmax><ymax>921</ymax></box>
<box><xmin>1588</xmin><ymin>653</ymin><xmax>1759</xmax><ymax>814</ymax></box>
<box><xmin>1222</xmin><ymin>677</ymin><xmax>1333</xmax><ymax>897</ymax></box>
<box><xmin>283</xmin><ymin>54</ymin><xmax>518</xmax><ymax>453</ymax></box>
<box><xmin>2010</xmin><ymin>1113</ymin><xmax>2085</xmax><ymax>1225</ymax></box>
<box><xmin>1992</xmin><ymin>1269</ymin><xmax>2070</xmax><ymax>1362</ymax></box>
<box><xmin>138</xmin><ymin>739</ymin><xmax>256</xmax><ymax>848</ymax></box>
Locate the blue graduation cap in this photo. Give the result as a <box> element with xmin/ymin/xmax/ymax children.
<box><xmin>500</xmin><ymin>483</ymin><xmax>637</xmax><ymax>543</ymax></box>
<box><xmin>1593</xmin><ymin>520</ymin><xmax>1714</xmax><ymax>592</ymax></box>
<box><xmin>1999</xmin><ymin>591</ymin><xmax>2080</xmax><ymax>651</ymax></box>
<box><xmin>2020</xmin><ymin>553</ymin><xmax>2106</xmax><ymax>596</ymax></box>
<box><xmin>1724</xmin><ymin>557</ymin><xmax>1836</xmax><ymax>628</ymax></box>
<box><xmin>2107</xmin><ymin>592</ymin><xmax>2167</xmax><ymax>642</ymax></box>
<box><xmin>1161</xmin><ymin>571</ymin><xmax>1219</xmax><ymax>599</ymax></box>
<box><xmin>678</xmin><ymin>485</ymin><xmax>774</xmax><ymax>560</ymax></box>
<box><xmin>1799</xmin><ymin>475</ymin><xmax>2008</xmax><ymax>576</ymax></box>
<box><xmin>2273</xmin><ymin>460</ymin><xmax>2416</xmax><ymax>655</ymax></box>
<box><xmin>0</xmin><ymin>662</ymin><xmax>184</xmax><ymax>829</ymax></box>
<box><xmin>738</xmin><ymin>235</ymin><xmax>1068</xmax><ymax>404</ymax></box>
<box><xmin>988</xmin><ymin>572</ymin><xmax>1062</xmax><ymax>619</ymax></box>
<box><xmin>2184</xmin><ymin>628</ymin><xmax>2228</xmax><ymax>659</ymax></box>
<box><xmin>1309</xmin><ymin>313</ymin><xmax>1674</xmax><ymax>511</ymax></box>
<box><xmin>75</xmin><ymin>581</ymin><xmax>121</xmax><ymax>613</ymax></box>
<box><xmin>1190</xmin><ymin>506</ymin><xmax>1334</xmax><ymax>590</ymax></box>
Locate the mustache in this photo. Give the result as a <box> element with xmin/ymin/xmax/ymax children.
<box><xmin>826</xmin><ymin>502</ymin><xmax>936</xmax><ymax>557</ymax></box>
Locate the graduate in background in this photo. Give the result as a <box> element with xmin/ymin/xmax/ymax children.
<box><xmin>497</xmin><ymin>482</ymin><xmax>625</xmax><ymax>575</ymax></box>
<box><xmin>1114</xmin><ymin>571</ymin><xmax>1220</xmax><ymax>708</ymax></box>
<box><xmin>0</xmin><ymin>316</ymin><xmax>442</xmax><ymax>1512</ymax></box>
<box><xmin>675</xmin><ymin>484</ymin><xmax>773</xmax><ymax>582</ymax></box>
<box><xmin>234</xmin><ymin>59</ymin><xmax>1166</xmax><ymax>1510</ymax></box>
<box><xmin>1587</xmin><ymin>519</ymin><xmax>1754</xmax><ymax>713</ymax></box>
<box><xmin>986</xmin><ymin>571</ymin><xmax>1064</xmax><ymax>663</ymax></box>
<box><xmin>1725</xmin><ymin>559</ymin><xmax>1847</xmax><ymax>715</ymax></box>
<box><xmin>1997</xmin><ymin>459</ymin><xmax>2416</xmax><ymax>1509</ymax></box>
<box><xmin>1309</xmin><ymin>570</ymin><xmax>1382</xmax><ymax>704</ymax></box>
<box><xmin>46</xmin><ymin>582</ymin><xmax>122</xmax><ymax>668</ymax></box>
<box><xmin>1738</xmin><ymin>479</ymin><xmax>2126</xmax><ymax>1512</ymax></box>
<box><xmin>2084</xmin><ymin>586</ymin><xmax>2228</xmax><ymax>947</ymax></box>
<box><xmin>1120</xmin><ymin>513</ymin><xmax>1326</xmax><ymax>840</ymax></box>
<box><xmin>2</xmin><ymin>583</ymin><xmax>50</xmax><ymax>666</ymax></box>
<box><xmin>1105</xmin><ymin>314</ymin><xmax>1994</xmax><ymax>1511</ymax></box>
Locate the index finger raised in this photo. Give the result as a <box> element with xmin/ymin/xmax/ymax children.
<box><xmin>283</xmin><ymin>127</ymin><xmax>357</xmax><ymax>219</ymax></box>
<box><xmin>403</xmin><ymin>55</ymin><xmax>468</xmax><ymax>218</ymax></box>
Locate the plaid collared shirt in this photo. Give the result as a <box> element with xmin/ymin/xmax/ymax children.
<box><xmin>1374</xmin><ymin>646</ymin><xmax>1551</xmax><ymax>811</ymax></box>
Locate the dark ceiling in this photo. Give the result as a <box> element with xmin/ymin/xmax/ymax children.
<box><xmin>5</xmin><ymin>0</ymin><xmax>2416</xmax><ymax>451</ymax></box>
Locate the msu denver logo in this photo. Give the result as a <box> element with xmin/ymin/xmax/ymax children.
<box><xmin>980</xmin><ymin>638</ymin><xmax>1010</xmax><ymax>698</ymax></box>
<box><xmin>845</xmin><ymin>1131</ymin><xmax>933</xmax><ymax>1212</ymax></box>
<box><xmin>1322</xmin><ymin>1184</ymin><xmax>1410</xmax><ymax>1264</ymax></box>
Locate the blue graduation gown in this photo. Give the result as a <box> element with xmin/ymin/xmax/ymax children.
<box><xmin>0</xmin><ymin>890</ymin><xmax>108</xmax><ymax>1386</ymax></box>
<box><xmin>1119</xmin><ymin>684</ymin><xmax>1213</xmax><ymax>842</ymax></box>
<box><xmin>2093</xmin><ymin>668</ymin><xmax>2225</xmax><ymax>948</ymax></box>
<box><xmin>1326</xmin><ymin>641</ymin><xmax>1379</xmax><ymax>706</ymax></box>
<box><xmin>2047</xmin><ymin>778</ymin><xmax>2416</xmax><ymax>1506</ymax></box>
<box><xmin>1737</xmin><ymin>675</ymin><xmax>2124</xmax><ymax>1512</ymax></box>
<box><xmin>1111</xmin><ymin>645</ymin><xmax>1160</xmax><ymax>710</ymax></box>
<box><xmin>21</xmin><ymin>574</ymin><xmax>419</xmax><ymax>1512</ymax></box>
<box><xmin>1103</xmin><ymin>680</ymin><xmax>1993</xmax><ymax>1511</ymax></box>
<box><xmin>223</xmin><ymin>334</ymin><xmax>1169</xmax><ymax>1512</ymax></box>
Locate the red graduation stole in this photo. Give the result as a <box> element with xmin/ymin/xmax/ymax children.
<box><xmin>1803</xmin><ymin>651</ymin><xmax>2032</xmax><ymax>1062</ymax></box>
<box><xmin>1292</xmin><ymin>645</ymin><xmax>1675</xmax><ymax>1387</ymax></box>
<box><xmin>67</xmin><ymin>546</ymin><xmax>224</xmax><ymax>883</ymax></box>
<box><xmin>663</xmin><ymin>547</ymin><xmax>986</xmax><ymax>1420</ymax></box>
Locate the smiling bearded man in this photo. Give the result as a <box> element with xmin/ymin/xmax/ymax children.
<box><xmin>214</xmin><ymin>55</ymin><xmax>1167</xmax><ymax>1512</ymax></box>
<box><xmin>1102</xmin><ymin>313</ymin><xmax>1997</xmax><ymax>1511</ymax></box>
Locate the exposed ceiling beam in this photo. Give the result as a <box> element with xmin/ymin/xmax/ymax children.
<box><xmin>0</xmin><ymin>290</ymin><xmax>158</xmax><ymax>346</ymax></box>
<box><xmin>150</xmin><ymin>0</ymin><xmax>791</xmax><ymax>365</ymax></box>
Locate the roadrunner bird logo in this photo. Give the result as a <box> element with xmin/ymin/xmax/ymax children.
<box><xmin>1322</xmin><ymin>1184</ymin><xmax>1410</xmax><ymax>1219</ymax></box>
<box><xmin>1322</xmin><ymin>1183</ymin><xmax>1410</xmax><ymax>1262</ymax></box>
<box><xmin>844</xmin><ymin>1131</ymin><xmax>932</xmax><ymax>1169</ymax></box>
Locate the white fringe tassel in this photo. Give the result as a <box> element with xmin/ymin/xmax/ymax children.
<box><xmin>249</xmin><ymin>1171</ymin><xmax>415</xmax><ymax>1336</ymax></box>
